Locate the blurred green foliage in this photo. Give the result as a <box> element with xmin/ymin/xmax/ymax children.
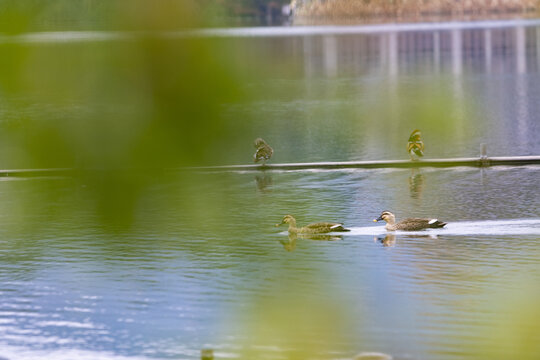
<box><xmin>0</xmin><ymin>1</ymin><xmax>251</xmax><ymax>226</ymax></box>
<box><xmin>0</xmin><ymin>0</ymin><xmax>225</xmax><ymax>32</ymax></box>
<box><xmin>0</xmin><ymin>0</ymin><xmax>290</xmax><ymax>32</ymax></box>
<box><xmin>470</xmin><ymin>280</ymin><xmax>540</xmax><ymax>360</ymax></box>
<box><xmin>233</xmin><ymin>288</ymin><xmax>359</xmax><ymax>359</ymax></box>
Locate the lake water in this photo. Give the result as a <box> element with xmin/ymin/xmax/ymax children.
<box><xmin>0</xmin><ymin>20</ymin><xmax>540</xmax><ymax>360</ymax></box>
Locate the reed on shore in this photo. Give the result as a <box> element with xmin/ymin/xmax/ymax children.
<box><xmin>292</xmin><ymin>0</ymin><xmax>540</xmax><ymax>24</ymax></box>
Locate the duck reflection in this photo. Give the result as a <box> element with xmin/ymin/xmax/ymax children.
<box><xmin>279</xmin><ymin>233</ymin><xmax>298</xmax><ymax>251</ymax></box>
<box><xmin>374</xmin><ymin>233</ymin><xmax>396</xmax><ymax>247</ymax></box>
<box><xmin>374</xmin><ymin>233</ymin><xmax>439</xmax><ymax>247</ymax></box>
<box><xmin>255</xmin><ymin>173</ymin><xmax>273</xmax><ymax>192</ymax></box>
<box><xmin>279</xmin><ymin>232</ymin><xmax>343</xmax><ymax>251</ymax></box>
<box><xmin>299</xmin><ymin>233</ymin><xmax>343</xmax><ymax>241</ymax></box>
<box><xmin>408</xmin><ymin>168</ymin><xmax>424</xmax><ymax>199</ymax></box>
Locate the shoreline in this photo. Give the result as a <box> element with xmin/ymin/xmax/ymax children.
<box><xmin>292</xmin><ymin>0</ymin><xmax>540</xmax><ymax>25</ymax></box>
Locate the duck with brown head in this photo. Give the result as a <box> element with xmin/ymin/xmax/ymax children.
<box><xmin>374</xmin><ymin>211</ymin><xmax>446</xmax><ymax>231</ymax></box>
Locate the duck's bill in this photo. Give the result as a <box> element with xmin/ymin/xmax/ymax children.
<box><xmin>275</xmin><ymin>223</ymin><xmax>282</xmax><ymax>227</ymax></box>
<box><xmin>373</xmin><ymin>219</ymin><xmax>378</xmax><ymax>222</ymax></box>
<box><xmin>374</xmin><ymin>215</ymin><xmax>384</xmax><ymax>222</ymax></box>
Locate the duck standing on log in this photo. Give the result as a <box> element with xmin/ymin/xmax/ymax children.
<box><xmin>253</xmin><ymin>138</ymin><xmax>273</xmax><ymax>165</ymax></box>
<box><xmin>374</xmin><ymin>211</ymin><xmax>446</xmax><ymax>231</ymax></box>
<box><xmin>407</xmin><ymin>129</ymin><xmax>424</xmax><ymax>161</ymax></box>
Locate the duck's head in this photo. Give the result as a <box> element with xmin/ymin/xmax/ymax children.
<box><xmin>276</xmin><ymin>214</ymin><xmax>295</xmax><ymax>227</ymax></box>
<box><xmin>408</xmin><ymin>129</ymin><xmax>422</xmax><ymax>142</ymax></box>
<box><xmin>374</xmin><ymin>211</ymin><xmax>395</xmax><ymax>223</ymax></box>
<box><xmin>254</xmin><ymin>138</ymin><xmax>267</xmax><ymax>148</ymax></box>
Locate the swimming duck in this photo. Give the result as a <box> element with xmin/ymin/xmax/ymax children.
<box><xmin>276</xmin><ymin>215</ymin><xmax>350</xmax><ymax>234</ymax></box>
<box><xmin>253</xmin><ymin>138</ymin><xmax>273</xmax><ymax>165</ymax></box>
<box><xmin>374</xmin><ymin>211</ymin><xmax>446</xmax><ymax>231</ymax></box>
<box><xmin>407</xmin><ymin>129</ymin><xmax>424</xmax><ymax>161</ymax></box>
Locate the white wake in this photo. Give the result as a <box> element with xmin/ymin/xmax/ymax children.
<box><xmin>347</xmin><ymin>219</ymin><xmax>540</xmax><ymax>236</ymax></box>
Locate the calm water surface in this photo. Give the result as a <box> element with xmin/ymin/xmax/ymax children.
<box><xmin>1</xmin><ymin>21</ymin><xmax>540</xmax><ymax>360</ymax></box>
<box><xmin>1</xmin><ymin>167</ymin><xmax>539</xmax><ymax>359</ymax></box>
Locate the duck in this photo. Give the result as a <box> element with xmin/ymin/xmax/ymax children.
<box><xmin>276</xmin><ymin>215</ymin><xmax>350</xmax><ymax>234</ymax></box>
<box><xmin>253</xmin><ymin>138</ymin><xmax>274</xmax><ymax>165</ymax></box>
<box><xmin>407</xmin><ymin>129</ymin><xmax>424</xmax><ymax>161</ymax></box>
<box><xmin>373</xmin><ymin>211</ymin><xmax>446</xmax><ymax>231</ymax></box>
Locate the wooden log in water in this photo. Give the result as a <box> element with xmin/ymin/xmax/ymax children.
<box><xmin>187</xmin><ymin>155</ymin><xmax>540</xmax><ymax>172</ymax></box>
<box><xmin>0</xmin><ymin>155</ymin><xmax>538</xmax><ymax>177</ymax></box>
<box><xmin>0</xmin><ymin>168</ymin><xmax>76</xmax><ymax>177</ymax></box>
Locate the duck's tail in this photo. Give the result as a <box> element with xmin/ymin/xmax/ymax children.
<box><xmin>331</xmin><ymin>225</ymin><xmax>351</xmax><ymax>232</ymax></box>
<box><xmin>428</xmin><ymin>219</ymin><xmax>447</xmax><ymax>228</ymax></box>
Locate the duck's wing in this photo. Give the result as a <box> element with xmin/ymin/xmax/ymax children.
<box><xmin>303</xmin><ymin>222</ymin><xmax>335</xmax><ymax>232</ymax></box>
<box><xmin>408</xmin><ymin>142</ymin><xmax>424</xmax><ymax>157</ymax></box>
<box><xmin>399</xmin><ymin>218</ymin><xmax>445</xmax><ymax>230</ymax></box>
<box><xmin>304</xmin><ymin>222</ymin><xmax>350</xmax><ymax>233</ymax></box>
<box><xmin>254</xmin><ymin>145</ymin><xmax>273</xmax><ymax>162</ymax></box>
<box><xmin>427</xmin><ymin>218</ymin><xmax>446</xmax><ymax>228</ymax></box>
<box><xmin>329</xmin><ymin>223</ymin><xmax>350</xmax><ymax>232</ymax></box>
<box><xmin>254</xmin><ymin>147</ymin><xmax>269</xmax><ymax>162</ymax></box>
<box><xmin>412</xmin><ymin>145</ymin><xmax>424</xmax><ymax>157</ymax></box>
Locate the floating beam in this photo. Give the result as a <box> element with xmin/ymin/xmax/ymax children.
<box><xmin>0</xmin><ymin>156</ymin><xmax>538</xmax><ymax>177</ymax></box>
<box><xmin>187</xmin><ymin>156</ymin><xmax>540</xmax><ymax>172</ymax></box>
<box><xmin>0</xmin><ymin>168</ymin><xmax>75</xmax><ymax>178</ymax></box>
